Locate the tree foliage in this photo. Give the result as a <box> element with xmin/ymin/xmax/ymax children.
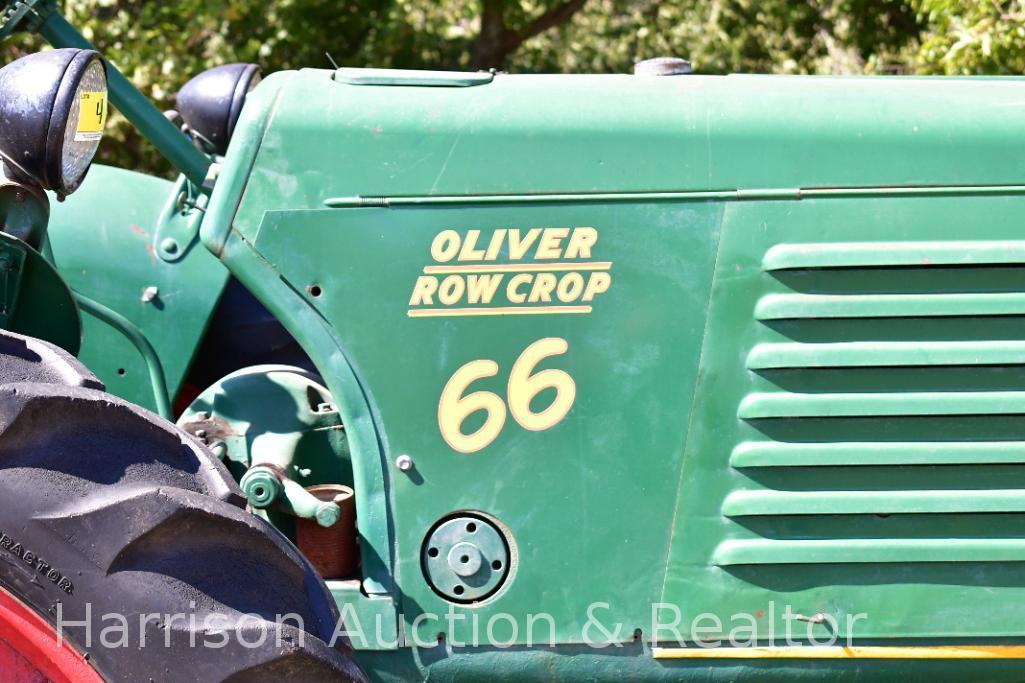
<box><xmin>0</xmin><ymin>1</ymin><xmax>1020</xmax><ymax>176</ymax></box>
<box><xmin>518</xmin><ymin>0</ymin><xmax>921</xmax><ymax>74</ymax></box>
<box><xmin>905</xmin><ymin>0</ymin><xmax>1025</xmax><ymax>74</ymax></box>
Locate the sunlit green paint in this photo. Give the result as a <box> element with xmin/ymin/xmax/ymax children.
<box><xmin>34</xmin><ymin>4</ymin><xmax>1025</xmax><ymax>677</ymax></box>
<box><xmin>664</xmin><ymin>195</ymin><xmax>1025</xmax><ymax>643</ymax></box>
<box><xmin>47</xmin><ymin>164</ymin><xmax>229</xmax><ymax>411</ymax></box>
<box><xmin>0</xmin><ymin>229</ymin><xmax>79</xmax><ymax>352</ymax></box>
<box><xmin>196</xmin><ymin>68</ymin><xmax>1025</xmax><ymax>680</ymax></box>
<box><xmin>72</xmin><ymin>290</ymin><xmax>171</xmax><ymax>417</ymax></box>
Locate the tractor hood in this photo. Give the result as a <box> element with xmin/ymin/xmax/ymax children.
<box><xmin>197</xmin><ymin>67</ymin><xmax>1025</xmax><ymax>655</ymax></box>
<box><xmin>208</xmin><ymin>67</ymin><xmax>1025</xmax><ymax>245</ymax></box>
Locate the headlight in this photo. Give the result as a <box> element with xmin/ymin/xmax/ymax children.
<box><xmin>0</xmin><ymin>48</ymin><xmax>107</xmax><ymax>198</ymax></box>
<box><xmin>177</xmin><ymin>63</ymin><xmax>261</xmax><ymax>156</ymax></box>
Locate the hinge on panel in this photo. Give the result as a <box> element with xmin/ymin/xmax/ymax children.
<box><xmin>153</xmin><ymin>174</ymin><xmax>208</xmax><ymax>262</ymax></box>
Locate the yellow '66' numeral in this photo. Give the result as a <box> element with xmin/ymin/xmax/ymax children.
<box><xmin>438</xmin><ymin>338</ymin><xmax>576</xmax><ymax>453</ymax></box>
<box><xmin>438</xmin><ymin>359</ymin><xmax>507</xmax><ymax>454</ymax></box>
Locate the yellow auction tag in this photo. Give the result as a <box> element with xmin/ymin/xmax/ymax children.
<box><xmin>75</xmin><ymin>91</ymin><xmax>107</xmax><ymax>141</ymax></box>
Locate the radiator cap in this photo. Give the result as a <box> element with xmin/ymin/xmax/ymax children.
<box><xmin>634</xmin><ymin>57</ymin><xmax>692</xmax><ymax>76</ymax></box>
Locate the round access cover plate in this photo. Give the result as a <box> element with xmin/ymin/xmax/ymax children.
<box><xmin>422</xmin><ymin>514</ymin><xmax>510</xmax><ymax>603</ymax></box>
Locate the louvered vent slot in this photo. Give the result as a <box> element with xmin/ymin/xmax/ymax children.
<box><xmin>719</xmin><ymin>240</ymin><xmax>1025</xmax><ymax>566</ymax></box>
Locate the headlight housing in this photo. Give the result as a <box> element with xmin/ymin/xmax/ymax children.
<box><xmin>0</xmin><ymin>48</ymin><xmax>108</xmax><ymax>198</ymax></box>
<box><xmin>177</xmin><ymin>63</ymin><xmax>261</xmax><ymax>156</ymax></box>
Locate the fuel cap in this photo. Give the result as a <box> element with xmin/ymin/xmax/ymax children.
<box><xmin>633</xmin><ymin>57</ymin><xmax>693</xmax><ymax>76</ymax></box>
<box><xmin>422</xmin><ymin>514</ymin><xmax>510</xmax><ymax>602</ymax></box>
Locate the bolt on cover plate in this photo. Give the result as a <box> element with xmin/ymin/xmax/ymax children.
<box><xmin>422</xmin><ymin>514</ymin><xmax>510</xmax><ymax>603</ymax></box>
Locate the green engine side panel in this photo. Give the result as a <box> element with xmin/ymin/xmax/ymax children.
<box><xmin>47</xmin><ymin>164</ymin><xmax>229</xmax><ymax>410</ymax></box>
<box><xmin>663</xmin><ymin>192</ymin><xmax>1025</xmax><ymax>640</ymax></box>
<box><xmin>250</xmin><ymin>200</ymin><xmax>722</xmax><ymax>644</ymax></box>
<box><xmin>205</xmin><ymin>68</ymin><xmax>1025</xmax><ymax>670</ymax></box>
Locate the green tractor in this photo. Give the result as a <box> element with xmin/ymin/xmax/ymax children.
<box><xmin>5</xmin><ymin>2</ymin><xmax>1025</xmax><ymax>682</ymax></box>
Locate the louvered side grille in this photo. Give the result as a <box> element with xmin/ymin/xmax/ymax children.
<box><xmin>719</xmin><ymin>240</ymin><xmax>1025</xmax><ymax>566</ymax></box>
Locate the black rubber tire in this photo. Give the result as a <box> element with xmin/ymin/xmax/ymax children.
<box><xmin>0</xmin><ymin>331</ymin><xmax>366</xmax><ymax>682</ymax></box>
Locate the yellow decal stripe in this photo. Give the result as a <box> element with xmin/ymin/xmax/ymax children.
<box><xmin>409</xmin><ymin>305</ymin><xmax>592</xmax><ymax>318</ymax></box>
<box><xmin>424</xmin><ymin>261</ymin><xmax>612</xmax><ymax>274</ymax></box>
<box><xmin>652</xmin><ymin>645</ymin><xmax>1025</xmax><ymax>660</ymax></box>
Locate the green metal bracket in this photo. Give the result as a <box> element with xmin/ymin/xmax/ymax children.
<box><xmin>0</xmin><ymin>242</ymin><xmax>26</xmax><ymax>328</ymax></box>
<box><xmin>0</xmin><ymin>0</ymin><xmax>49</xmax><ymax>40</ymax></box>
<box><xmin>1</xmin><ymin>230</ymin><xmax>79</xmax><ymax>354</ymax></box>
<box><xmin>327</xmin><ymin>581</ymin><xmax>398</xmax><ymax>651</ymax></box>
<box><xmin>153</xmin><ymin>174</ymin><xmax>207</xmax><ymax>262</ymax></box>
<box><xmin>0</xmin><ymin>180</ymin><xmax>48</xmax><ymax>249</ymax></box>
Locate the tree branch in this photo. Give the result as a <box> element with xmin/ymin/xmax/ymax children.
<box><xmin>473</xmin><ymin>0</ymin><xmax>589</xmax><ymax>69</ymax></box>
<box><xmin>507</xmin><ymin>0</ymin><xmax>589</xmax><ymax>48</ymax></box>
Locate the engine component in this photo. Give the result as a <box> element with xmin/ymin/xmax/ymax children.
<box><xmin>296</xmin><ymin>484</ymin><xmax>358</xmax><ymax>579</ymax></box>
<box><xmin>179</xmin><ymin>364</ymin><xmax>351</xmax><ymax>485</ymax></box>
<box><xmin>178</xmin><ymin>364</ymin><xmax>356</xmax><ymax>548</ymax></box>
<box><xmin>240</xmin><ymin>464</ymin><xmax>342</xmax><ymax>527</ymax></box>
